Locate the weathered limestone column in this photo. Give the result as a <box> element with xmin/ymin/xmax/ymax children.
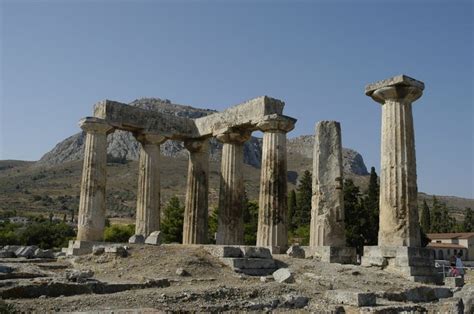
<box><xmin>309</xmin><ymin>121</ymin><xmax>356</xmax><ymax>263</ymax></box>
<box><xmin>366</xmin><ymin>75</ymin><xmax>424</xmax><ymax>247</ymax></box>
<box><xmin>215</xmin><ymin>129</ymin><xmax>251</xmax><ymax>245</ymax></box>
<box><xmin>77</xmin><ymin>117</ymin><xmax>113</xmax><ymax>241</ymax></box>
<box><xmin>256</xmin><ymin>114</ymin><xmax>295</xmax><ymax>252</ymax></box>
<box><xmin>134</xmin><ymin>133</ymin><xmax>166</xmax><ymax>238</ymax></box>
<box><xmin>310</xmin><ymin>121</ymin><xmax>346</xmax><ymax>247</ymax></box>
<box><xmin>361</xmin><ymin>76</ymin><xmax>437</xmax><ymax>283</ymax></box>
<box><xmin>182</xmin><ymin>138</ymin><xmax>210</xmax><ymax>244</ymax></box>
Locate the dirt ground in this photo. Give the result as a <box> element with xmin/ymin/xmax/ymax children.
<box><xmin>1</xmin><ymin>244</ymin><xmax>472</xmax><ymax>312</ymax></box>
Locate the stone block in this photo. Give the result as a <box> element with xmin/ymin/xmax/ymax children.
<box><xmin>273</xmin><ymin>268</ymin><xmax>294</xmax><ymax>283</ymax></box>
<box><xmin>66</xmin><ymin>240</ymin><xmax>96</xmax><ymax>256</ymax></box>
<box><xmin>313</xmin><ymin>246</ymin><xmax>357</xmax><ymax>264</ymax></box>
<box><xmin>0</xmin><ymin>265</ymin><xmax>14</xmax><ymax>273</ymax></box>
<box><xmin>365</xmin><ymin>74</ymin><xmax>425</xmax><ymax>95</ymax></box>
<box><xmin>0</xmin><ymin>250</ymin><xmax>16</xmax><ymax>258</ymax></box>
<box><xmin>145</xmin><ymin>231</ymin><xmax>162</xmax><ymax>245</ymax></box>
<box><xmin>104</xmin><ymin>246</ymin><xmax>128</xmax><ymax>257</ymax></box>
<box><xmin>242</xmin><ymin>247</ymin><xmax>272</xmax><ymax>259</ymax></box>
<box><xmin>286</xmin><ymin>245</ymin><xmax>305</xmax><ymax>258</ymax></box>
<box><xmin>92</xmin><ymin>246</ymin><xmax>105</xmax><ymax>255</ymax></box>
<box><xmin>204</xmin><ymin>245</ymin><xmax>243</xmax><ymax>258</ymax></box>
<box><xmin>445</xmin><ymin>276</ymin><xmax>464</xmax><ymax>288</ymax></box>
<box><xmin>128</xmin><ymin>234</ymin><xmax>145</xmax><ymax>244</ymax></box>
<box><xmin>235</xmin><ymin>268</ymin><xmax>276</xmax><ymax>276</ymax></box>
<box><xmin>15</xmin><ymin>246</ymin><xmax>38</xmax><ymax>258</ymax></box>
<box><xmin>324</xmin><ymin>290</ymin><xmax>376</xmax><ymax>307</ymax></box>
<box><xmin>34</xmin><ymin>248</ymin><xmax>54</xmax><ymax>259</ymax></box>
<box><xmin>222</xmin><ymin>258</ymin><xmax>276</xmax><ymax>269</ymax></box>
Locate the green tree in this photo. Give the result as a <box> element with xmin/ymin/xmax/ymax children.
<box><xmin>287</xmin><ymin>189</ymin><xmax>297</xmax><ymax>232</ymax></box>
<box><xmin>243</xmin><ymin>200</ymin><xmax>259</xmax><ymax>245</ymax></box>
<box><xmin>420</xmin><ymin>200</ymin><xmax>431</xmax><ymax>233</ymax></box>
<box><xmin>294</xmin><ymin>170</ymin><xmax>312</xmax><ymax>227</ymax></box>
<box><xmin>344</xmin><ymin>179</ymin><xmax>365</xmax><ymax>254</ymax></box>
<box><xmin>20</xmin><ymin>221</ymin><xmax>76</xmax><ymax>249</ymax></box>
<box><xmin>103</xmin><ymin>224</ymin><xmax>135</xmax><ymax>242</ymax></box>
<box><xmin>161</xmin><ymin>196</ymin><xmax>185</xmax><ymax>243</ymax></box>
<box><xmin>363</xmin><ymin>167</ymin><xmax>379</xmax><ymax>245</ymax></box>
<box><xmin>208</xmin><ymin>207</ymin><xmax>218</xmax><ymax>243</ymax></box>
<box><xmin>431</xmin><ymin>196</ymin><xmax>456</xmax><ymax>233</ymax></box>
<box><xmin>462</xmin><ymin>207</ymin><xmax>474</xmax><ymax>232</ymax></box>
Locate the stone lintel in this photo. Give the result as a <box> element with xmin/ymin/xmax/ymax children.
<box><xmin>365</xmin><ymin>74</ymin><xmax>425</xmax><ymax>96</ymax></box>
<box><xmin>93</xmin><ymin>100</ymin><xmax>199</xmax><ymax>139</ymax></box>
<box><xmin>195</xmin><ymin>96</ymin><xmax>285</xmax><ymax>135</ymax></box>
<box><xmin>78</xmin><ymin>117</ymin><xmax>114</xmax><ymax>134</ymax></box>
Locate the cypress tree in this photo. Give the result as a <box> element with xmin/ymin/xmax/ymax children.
<box><xmin>420</xmin><ymin>200</ymin><xmax>431</xmax><ymax>233</ymax></box>
<box><xmin>294</xmin><ymin>170</ymin><xmax>312</xmax><ymax>227</ymax></box>
<box><xmin>344</xmin><ymin>179</ymin><xmax>364</xmax><ymax>254</ymax></box>
<box><xmin>364</xmin><ymin>167</ymin><xmax>379</xmax><ymax>245</ymax></box>
<box><xmin>463</xmin><ymin>208</ymin><xmax>474</xmax><ymax>232</ymax></box>
<box><xmin>161</xmin><ymin>196</ymin><xmax>184</xmax><ymax>243</ymax></box>
<box><xmin>287</xmin><ymin>190</ymin><xmax>297</xmax><ymax>232</ymax></box>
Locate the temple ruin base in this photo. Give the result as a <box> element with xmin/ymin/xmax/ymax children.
<box><xmin>311</xmin><ymin>246</ymin><xmax>357</xmax><ymax>264</ymax></box>
<box><xmin>361</xmin><ymin>246</ymin><xmax>442</xmax><ymax>284</ymax></box>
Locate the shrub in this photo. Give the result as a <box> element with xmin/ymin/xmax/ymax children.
<box><xmin>103</xmin><ymin>224</ymin><xmax>135</xmax><ymax>243</ymax></box>
<box><xmin>19</xmin><ymin>221</ymin><xmax>76</xmax><ymax>249</ymax></box>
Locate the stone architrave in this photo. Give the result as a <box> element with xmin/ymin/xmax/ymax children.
<box><xmin>77</xmin><ymin>117</ymin><xmax>113</xmax><ymax>242</ymax></box>
<box><xmin>182</xmin><ymin>138</ymin><xmax>210</xmax><ymax>244</ymax></box>
<box><xmin>256</xmin><ymin>114</ymin><xmax>295</xmax><ymax>253</ymax></box>
<box><xmin>310</xmin><ymin>121</ymin><xmax>346</xmax><ymax>248</ymax></box>
<box><xmin>365</xmin><ymin>75</ymin><xmax>424</xmax><ymax>247</ymax></box>
<box><xmin>134</xmin><ymin>133</ymin><xmax>166</xmax><ymax>238</ymax></box>
<box><xmin>215</xmin><ymin>129</ymin><xmax>251</xmax><ymax>245</ymax></box>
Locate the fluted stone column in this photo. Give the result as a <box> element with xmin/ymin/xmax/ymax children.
<box><xmin>365</xmin><ymin>75</ymin><xmax>424</xmax><ymax>247</ymax></box>
<box><xmin>256</xmin><ymin>114</ymin><xmax>295</xmax><ymax>252</ymax></box>
<box><xmin>182</xmin><ymin>138</ymin><xmax>210</xmax><ymax>244</ymax></box>
<box><xmin>134</xmin><ymin>133</ymin><xmax>166</xmax><ymax>238</ymax></box>
<box><xmin>77</xmin><ymin>117</ymin><xmax>113</xmax><ymax>241</ymax></box>
<box><xmin>216</xmin><ymin>130</ymin><xmax>251</xmax><ymax>245</ymax></box>
<box><xmin>310</xmin><ymin>121</ymin><xmax>346</xmax><ymax>247</ymax></box>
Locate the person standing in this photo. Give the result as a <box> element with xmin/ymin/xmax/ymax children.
<box><xmin>455</xmin><ymin>252</ymin><xmax>465</xmax><ymax>279</ymax></box>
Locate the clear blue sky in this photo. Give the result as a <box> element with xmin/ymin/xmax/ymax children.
<box><xmin>0</xmin><ymin>0</ymin><xmax>473</xmax><ymax>198</ymax></box>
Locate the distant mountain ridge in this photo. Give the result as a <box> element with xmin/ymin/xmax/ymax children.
<box><xmin>38</xmin><ymin>98</ymin><xmax>369</xmax><ymax>176</ymax></box>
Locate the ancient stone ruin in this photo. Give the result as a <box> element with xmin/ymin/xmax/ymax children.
<box><xmin>360</xmin><ymin>75</ymin><xmax>438</xmax><ymax>283</ymax></box>
<box><xmin>309</xmin><ymin>121</ymin><xmax>356</xmax><ymax>263</ymax></box>
<box><xmin>72</xmin><ymin>74</ymin><xmax>438</xmax><ymax>284</ymax></box>
<box><xmin>73</xmin><ymin>96</ymin><xmax>296</xmax><ymax>253</ymax></box>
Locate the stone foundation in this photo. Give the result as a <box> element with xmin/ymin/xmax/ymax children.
<box><xmin>361</xmin><ymin>246</ymin><xmax>441</xmax><ymax>284</ymax></box>
<box><xmin>66</xmin><ymin>240</ymin><xmax>97</xmax><ymax>256</ymax></box>
<box><xmin>312</xmin><ymin>246</ymin><xmax>356</xmax><ymax>264</ymax></box>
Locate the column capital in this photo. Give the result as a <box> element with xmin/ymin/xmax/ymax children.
<box><xmin>215</xmin><ymin>128</ymin><xmax>251</xmax><ymax>144</ymax></box>
<box><xmin>257</xmin><ymin>114</ymin><xmax>296</xmax><ymax>133</ymax></box>
<box><xmin>184</xmin><ymin>138</ymin><xmax>209</xmax><ymax>153</ymax></box>
<box><xmin>79</xmin><ymin>117</ymin><xmax>113</xmax><ymax>134</ymax></box>
<box><xmin>134</xmin><ymin>133</ymin><xmax>167</xmax><ymax>145</ymax></box>
<box><xmin>365</xmin><ymin>74</ymin><xmax>424</xmax><ymax>104</ymax></box>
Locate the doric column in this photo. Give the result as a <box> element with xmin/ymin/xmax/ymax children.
<box><xmin>134</xmin><ymin>133</ymin><xmax>166</xmax><ymax>238</ymax></box>
<box><xmin>256</xmin><ymin>114</ymin><xmax>295</xmax><ymax>251</ymax></box>
<box><xmin>365</xmin><ymin>75</ymin><xmax>424</xmax><ymax>247</ymax></box>
<box><xmin>77</xmin><ymin>117</ymin><xmax>113</xmax><ymax>241</ymax></box>
<box><xmin>215</xmin><ymin>129</ymin><xmax>251</xmax><ymax>245</ymax></box>
<box><xmin>310</xmin><ymin>121</ymin><xmax>346</xmax><ymax>248</ymax></box>
<box><xmin>182</xmin><ymin>138</ymin><xmax>210</xmax><ymax>244</ymax></box>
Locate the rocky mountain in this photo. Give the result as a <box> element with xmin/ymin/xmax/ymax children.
<box><xmin>38</xmin><ymin>98</ymin><xmax>368</xmax><ymax>176</ymax></box>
